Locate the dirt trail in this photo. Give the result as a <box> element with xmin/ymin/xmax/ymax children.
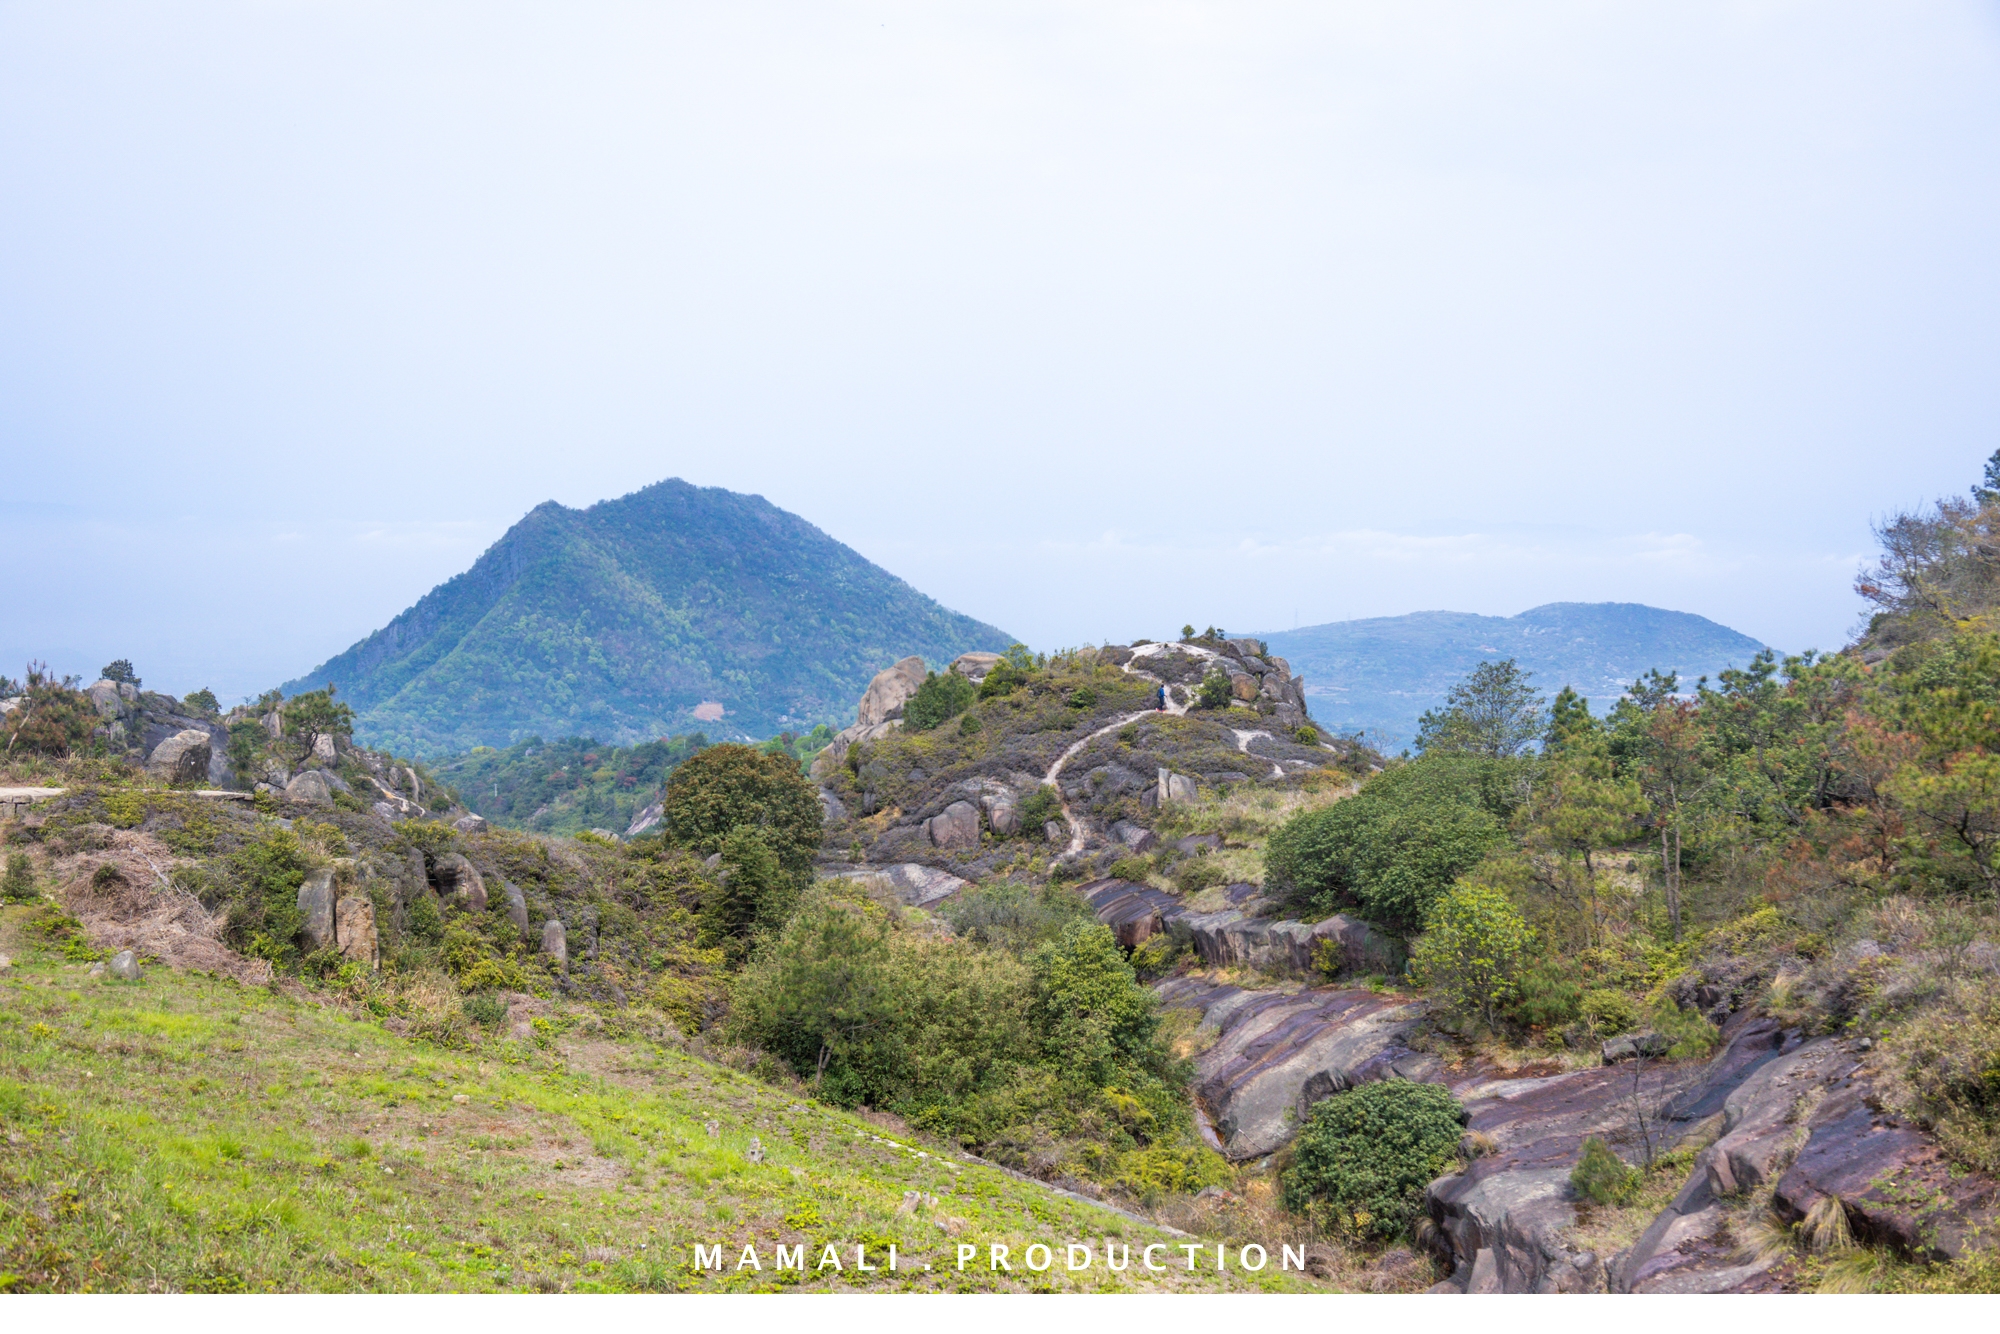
<box><xmin>1042</xmin><ymin>712</ymin><xmax>1156</xmax><ymax>855</ymax></box>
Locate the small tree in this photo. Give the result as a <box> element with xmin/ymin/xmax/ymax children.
<box><xmin>905</xmin><ymin>670</ymin><xmax>977</xmax><ymax>731</ymax></box>
<box><xmin>99</xmin><ymin>659</ymin><xmax>140</xmax><ymax>687</ymax></box>
<box><xmin>183</xmin><ymin>687</ymin><xmax>220</xmax><ymax>716</ymax></box>
<box><xmin>277</xmin><ymin>686</ymin><xmax>355</xmax><ymax>766</ymax></box>
<box><xmin>1196</xmin><ymin>667</ymin><xmax>1232</xmax><ymax>710</ymax></box>
<box><xmin>699</xmin><ymin>825</ymin><xmax>798</xmax><ymax>962</ymax></box>
<box><xmin>662</xmin><ymin>743</ymin><xmax>823</xmax><ymax>885</ymax></box>
<box><xmin>1416</xmin><ymin>659</ymin><xmax>1546</xmax><ymax>758</ymax></box>
<box><xmin>1409</xmin><ymin>881</ymin><xmax>1534</xmax><ymax>1030</ymax></box>
<box><xmin>2</xmin><ymin>852</ymin><xmax>36</xmax><ymax>903</ymax></box>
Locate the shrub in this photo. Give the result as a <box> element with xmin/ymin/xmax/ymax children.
<box><xmin>1068</xmin><ymin>685</ymin><xmax>1098</xmax><ymax>710</ymax></box>
<box><xmin>1266</xmin><ymin>756</ymin><xmax>1508</xmax><ymax>928</ymax></box>
<box><xmin>1883</xmin><ymin>980</ymin><xmax>2000</xmax><ymax>1172</ymax></box>
<box><xmin>1579</xmin><ymin>989</ymin><xmax>1638</xmax><ymax>1035</ymax></box>
<box><xmin>1295</xmin><ymin>726</ymin><xmax>1320</xmax><ymax>745</ymax></box>
<box><xmin>959</xmin><ymin>714</ymin><xmax>982</xmax><ymax>736</ymax></box>
<box><xmin>1107</xmin><ymin>856</ymin><xmax>1152</xmax><ymax>882</ymax></box>
<box><xmin>661</xmin><ymin>743</ymin><xmax>822</xmax><ymax>883</ymax></box>
<box><xmin>1174</xmin><ymin>857</ymin><xmax>1225</xmax><ymax>894</ymax></box>
<box><xmin>99</xmin><ymin>659</ymin><xmax>140</xmax><ymax>685</ymax></box>
<box><xmin>1029</xmin><ymin>921</ymin><xmax>1159</xmax><ymax>1083</ymax></box>
<box><xmin>1283</xmin><ymin>1080</ymin><xmax>1466</xmax><ymax>1239</ymax></box>
<box><xmin>698</xmin><ymin>825</ymin><xmax>799</xmax><ymax>962</ymax></box>
<box><xmin>1017</xmin><ymin>785</ymin><xmax>1064</xmax><ymax>835</ymax></box>
<box><xmin>1570</xmin><ymin>1136</ymin><xmax>1639</xmax><ymax>1205</ymax></box>
<box><xmin>2</xmin><ymin>665</ymin><xmax>99</xmax><ymax>758</ymax></box>
<box><xmin>1409</xmin><ymin>882</ymin><xmax>1533</xmax><ymax>1029</ymax></box>
<box><xmin>183</xmin><ymin>688</ymin><xmax>220</xmax><ymax>716</ymax></box>
<box><xmin>2</xmin><ymin>852</ymin><xmax>35</xmax><ymax>903</ymax></box>
<box><xmin>905</xmin><ymin>670</ymin><xmax>977</xmax><ymax>731</ymax></box>
<box><xmin>1506</xmin><ymin>960</ymin><xmax>1585</xmax><ymax>1030</ymax></box>
<box><xmin>979</xmin><ymin>658</ymin><xmax>1028</xmax><ymax>700</ymax></box>
<box><xmin>1196</xmin><ymin>669</ymin><xmax>1232</xmax><ymax>711</ymax></box>
<box><xmin>942</xmin><ymin>881</ymin><xmax>1089</xmax><ymax>956</ymax></box>
<box><xmin>219</xmin><ymin>827</ymin><xmax>311</xmax><ymax>964</ymax></box>
<box><xmin>463</xmin><ymin>991</ymin><xmax>509</xmax><ymax>1026</ymax></box>
<box><xmin>1129</xmin><ymin>933</ymin><xmax>1184</xmax><ymax>980</ymax></box>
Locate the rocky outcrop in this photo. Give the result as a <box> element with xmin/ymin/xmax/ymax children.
<box><xmin>542</xmin><ymin>919</ymin><xmax>568</xmax><ymax>969</ymax></box>
<box><xmin>950</xmin><ymin>651</ymin><xmax>1002</xmax><ymax>682</ymax></box>
<box><xmin>434</xmin><ymin>853</ymin><xmax>488</xmax><ymax>912</ymax></box>
<box><xmin>1080</xmin><ymin>877</ymin><xmax>1405</xmax><ymax>978</ymax></box>
<box><xmin>1157</xmin><ymin>977</ymin><xmax>1434</xmax><ymax>1160</ymax></box>
<box><xmin>297</xmin><ymin>868</ymin><xmax>337</xmax><ymax>950</ymax></box>
<box><xmin>625</xmin><ymin>799</ymin><xmax>665</xmax><ymax>838</ymax></box>
<box><xmin>284</xmin><ymin>771</ymin><xmax>333</xmax><ymax>805</ymax></box>
<box><xmin>823</xmin><ymin>862</ymin><xmax>968</xmax><ymax>909</ymax></box>
<box><xmin>451</xmin><ymin>813</ymin><xmax>488</xmax><ymax>835</ymax></box>
<box><xmin>145</xmin><ymin>730</ymin><xmax>213</xmax><ymax>785</ymax></box>
<box><xmin>335</xmin><ymin>894</ymin><xmax>378</xmax><ymax>968</ymax></box>
<box><xmin>810</xmin><ymin>656</ymin><xmax>930</xmax><ymax>782</ymax></box>
<box><xmin>925</xmin><ymin>801</ymin><xmax>981</xmax><ymax>850</ymax></box>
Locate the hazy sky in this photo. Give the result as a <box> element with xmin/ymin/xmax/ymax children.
<box><xmin>5</xmin><ymin>2</ymin><xmax>1999</xmax><ymax>702</ymax></box>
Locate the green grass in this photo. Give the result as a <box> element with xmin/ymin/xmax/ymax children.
<box><xmin>0</xmin><ymin>906</ymin><xmax>1314</xmax><ymax>1293</ymax></box>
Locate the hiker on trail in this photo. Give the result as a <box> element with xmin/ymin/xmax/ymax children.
<box><xmin>1157</xmin><ymin>685</ymin><xmax>1167</xmax><ymax>711</ymax></box>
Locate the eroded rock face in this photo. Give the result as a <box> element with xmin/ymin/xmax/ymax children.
<box><xmin>297</xmin><ymin>868</ymin><xmax>337</xmax><ymax>951</ymax></box>
<box><xmin>335</xmin><ymin>894</ymin><xmax>378</xmax><ymax>969</ymax></box>
<box><xmin>284</xmin><ymin>770</ymin><xmax>333</xmax><ymax>805</ymax></box>
<box><xmin>435</xmin><ymin>853</ymin><xmax>487</xmax><ymax>912</ymax></box>
<box><xmin>1156</xmin><ymin>977</ymin><xmax>1432</xmax><ymax>1161</ymax></box>
<box><xmin>145</xmin><ymin>730</ymin><xmax>212</xmax><ymax>785</ymax></box>
<box><xmin>857</xmin><ymin>656</ymin><xmax>928</xmax><ymax>728</ymax></box>
<box><xmin>823</xmin><ymin>862</ymin><xmax>967</xmax><ymax>908</ymax></box>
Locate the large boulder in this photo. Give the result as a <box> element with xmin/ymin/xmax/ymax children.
<box><xmin>145</xmin><ymin>730</ymin><xmax>212</xmax><ymax>785</ymax></box>
<box><xmin>1156</xmin><ymin>769</ymin><xmax>1198</xmax><ymax>804</ymax></box>
<box><xmin>949</xmin><ymin>651</ymin><xmax>1003</xmax><ymax>682</ymax></box>
<box><xmin>503</xmin><ymin>880</ymin><xmax>530</xmax><ymax>936</ymax></box>
<box><xmin>297</xmin><ymin>868</ymin><xmax>337</xmax><ymax>951</ymax></box>
<box><xmin>1108</xmin><ymin>819</ymin><xmax>1158</xmax><ymax>854</ymax></box>
<box><xmin>284</xmin><ymin>771</ymin><xmax>334</xmax><ymax>805</ymax></box>
<box><xmin>857</xmin><ymin>656</ymin><xmax>929</xmax><ymax>729</ymax></box>
<box><xmin>335</xmin><ymin>895</ymin><xmax>379</xmax><ymax>969</ymax></box>
<box><xmin>983</xmin><ymin>792</ymin><xmax>1020</xmax><ymax>836</ymax></box>
<box><xmin>434</xmin><ymin>853</ymin><xmax>488</xmax><ymax>912</ymax></box>
<box><xmin>452</xmin><ymin>813</ymin><xmax>488</xmax><ymax>835</ymax></box>
<box><xmin>926</xmin><ymin>800</ymin><xmax>982</xmax><ymax>849</ymax></box>
<box><xmin>542</xmin><ymin>919</ymin><xmax>568</xmax><ymax>969</ymax></box>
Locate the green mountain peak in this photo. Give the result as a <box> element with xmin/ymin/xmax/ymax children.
<box><xmin>281</xmin><ymin>478</ymin><xmax>1013</xmax><ymax>756</ymax></box>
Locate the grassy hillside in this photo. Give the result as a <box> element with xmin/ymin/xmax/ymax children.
<box><xmin>1260</xmin><ymin>601</ymin><xmax>1767</xmax><ymax>746</ymax></box>
<box><xmin>0</xmin><ymin>904</ymin><xmax>1304</xmax><ymax>1293</ymax></box>
<box><xmin>282</xmin><ymin>479</ymin><xmax>1013</xmax><ymax>757</ymax></box>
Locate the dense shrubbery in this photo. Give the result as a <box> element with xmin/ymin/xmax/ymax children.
<box><xmin>1266</xmin><ymin>755</ymin><xmax>1510</xmax><ymax>928</ymax></box>
<box><xmin>1</xmin><ymin>664</ymin><xmax>99</xmax><ymax>758</ymax></box>
<box><xmin>1409</xmin><ymin>882</ymin><xmax>1533</xmax><ymax>1028</ymax></box>
<box><xmin>662</xmin><ymin>743</ymin><xmax>821</xmax><ymax>882</ymax></box>
<box><xmin>905</xmin><ymin>670</ymin><xmax>977</xmax><ymax>731</ymax></box>
<box><xmin>433</xmin><ymin>732</ymin><xmax>707</xmax><ymax>836</ymax></box>
<box><xmin>1283</xmin><ymin>1080</ymin><xmax>1465</xmax><ymax>1239</ymax></box>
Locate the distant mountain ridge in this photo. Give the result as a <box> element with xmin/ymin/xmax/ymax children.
<box><xmin>282</xmin><ymin>479</ymin><xmax>1013</xmax><ymax>757</ymax></box>
<box><xmin>1258</xmin><ymin>602</ymin><xmax>1769</xmax><ymax>746</ymax></box>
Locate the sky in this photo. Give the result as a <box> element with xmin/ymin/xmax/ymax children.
<box><xmin>5</xmin><ymin>2</ymin><xmax>1999</xmax><ymax>703</ymax></box>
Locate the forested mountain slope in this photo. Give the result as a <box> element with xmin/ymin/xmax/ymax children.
<box><xmin>281</xmin><ymin>480</ymin><xmax>1013</xmax><ymax>757</ymax></box>
<box><xmin>1260</xmin><ymin>602</ymin><xmax>1767</xmax><ymax>745</ymax></box>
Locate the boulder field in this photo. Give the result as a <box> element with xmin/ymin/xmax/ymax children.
<box><xmin>1142</xmin><ymin>966</ymin><xmax>2000</xmax><ymax>1293</ymax></box>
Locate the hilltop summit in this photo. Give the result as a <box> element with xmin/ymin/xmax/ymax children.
<box><xmin>282</xmin><ymin>479</ymin><xmax>1012</xmax><ymax>756</ymax></box>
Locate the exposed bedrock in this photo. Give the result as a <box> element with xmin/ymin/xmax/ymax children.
<box><xmin>1156</xmin><ymin>977</ymin><xmax>1433</xmax><ymax>1161</ymax></box>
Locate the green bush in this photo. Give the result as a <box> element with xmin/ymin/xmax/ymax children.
<box><xmin>2</xmin><ymin>852</ymin><xmax>35</xmax><ymax>903</ymax></box>
<box><xmin>1580</xmin><ymin>988</ymin><xmax>1638</xmax><ymax>1035</ymax></box>
<box><xmin>463</xmin><ymin>991</ymin><xmax>509</xmax><ymax>1026</ymax></box>
<box><xmin>1295</xmin><ymin>726</ymin><xmax>1320</xmax><ymax>744</ymax></box>
<box><xmin>182</xmin><ymin>687</ymin><xmax>220</xmax><ymax>716</ymax></box>
<box><xmin>1266</xmin><ymin>756</ymin><xmax>1508</xmax><ymax>928</ymax></box>
<box><xmin>1409</xmin><ymin>882</ymin><xmax>1533</xmax><ymax>1029</ymax></box>
<box><xmin>979</xmin><ymin>658</ymin><xmax>1028</xmax><ymax>700</ymax></box>
<box><xmin>1017</xmin><ymin>785</ymin><xmax>1064</xmax><ymax>835</ymax></box>
<box><xmin>1506</xmin><ymin>961</ymin><xmax>1585</xmax><ymax>1030</ymax></box>
<box><xmin>219</xmin><ymin>828</ymin><xmax>311</xmax><ymax>965</ymax></box>
<box><xmin>1067</xmin><ymin>685</ymin><xmax>1098</xmax><ymax>710</ymax></box>
<box><xmin>1</xmin><ymin>665</ymin><xmax>99</xmax><ymax>758</ymax></box>
<box><xmin>1570</xmin><ymin>1136</ymin><xmax>1639</xmax><ymax>1205</ymax></box>
<box><xmin>1029</xmin><ymin>921</ymin><xmax>1160</xmax><ymax>1084</ymax></box>
<box><xmin>698</xmin><ymin>825</ymin><xmax>799</xmax><ymax>962</ymax></box>
<box><xmin>1196</xmin><ymin>668</ymin><xmax>1232</xmax><ymax>711</ymax></box>
<box><xmin>661</xmin><ymin>743</ymin><xmax>822</xmax><ymax>884</ymax></box>
<box><xmin>905</xmin><ymin>671</ymin><xmax>977</xmax><ymax>731</ymax></box>
<box><xmin>958</xmin><ymin>713</ymin><xmax>982</xmax><ymax>736</ymax></box>
<box><xmin>1283</xmin><ymin>1080</ymin><xmax>1466</xmax><ymax>1239</ymax></box>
